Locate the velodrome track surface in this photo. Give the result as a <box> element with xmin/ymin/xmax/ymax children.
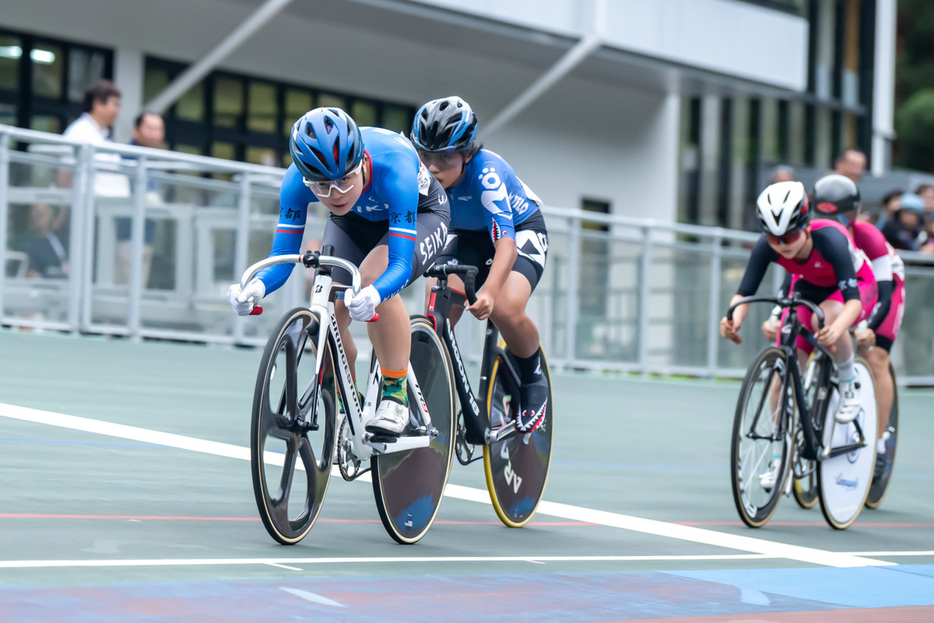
<box><xmin>1</xmin><ymin>330</ymin><xmax>932</xmax><ymax>622</ymax></box>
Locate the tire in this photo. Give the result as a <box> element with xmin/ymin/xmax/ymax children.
<box><xmin>250</xmin><ymin>308</ymin><xmax>338</xmax><ymax>545</ymax></box>
<box><xmin>371</xmin><ymin>316</ymin><xmax>456</xmax><ymax>544</ymax></box>
<box><xmin>865</xmin><ymin>362</ymin><xmax>898</xmax><ymax>509</ymax></box>
<box><xmin>793</xmin><ymin>354</ymin><xmax>824</xmax><ymax>510</ymax></box>
<box><xmin>483</xmin><ymin>343</ymin><xmax>554</xmax><ymax>528</ymax></box>
<box><xmin>730</xmin><ymin>347</ymin><xmax>793</xmax><ymax>528</ymax></box>
<box><xmin>817</xmin><ymin>357</ymin><xmax>877</xmax><ymax>529</ymax></box>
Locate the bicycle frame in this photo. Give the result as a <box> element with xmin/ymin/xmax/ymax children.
<box><xmin>425</xmin><ymin>265</ymin><xmax>521</xmax><ymax>446</ymax></box>
<box><xmin>239</xmin><ymin>249</ymin><xmax>436</xmax><ymax>460</ymax></box>
<box><xmin>728</xmin><ymin>294</ymin><xmax>868</xmax><ymax>464</ymax></box>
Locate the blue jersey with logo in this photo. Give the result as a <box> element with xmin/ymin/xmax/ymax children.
<box><xmin>445</xmin><ymin>149</ymin><xmax>541</xmax><ymax>242</ymax></box>
<box><xmin>258</xmin><ymin>127</ymin><xmax>433</xmax><ymax>299</ymax></box>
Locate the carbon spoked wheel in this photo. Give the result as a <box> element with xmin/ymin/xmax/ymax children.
<box><xmin>251</xmin><ymin>308</ymin><xmax>337</xmax><ymax>545</ymax></box>
<box><xmin>866</xmin><ymin>363</ymin><xmax>898</xmax><ymax>509</ymax></box>
<box><xmin>483</xmin><ymin>343</ymin><xmax>554</xmax><ymax>528</ymax></box>
<box><xmin>730</xmin><ymin>347</ymin><xmax>792</xmax><ymax>528</ymax></box>
<box><xmin>818</xmin><ymin>358</ymin><xmax>877</xmax><ymax>529</ymax></box>
<box><xmin>372</xmin><ymin>316</ymin><xmax>455</xmax><ymax>544</ymax></box>
<box><xmin>793</xmin><ymin>355</ymin><xmax>824</xmax><ymax>510</ymax></box>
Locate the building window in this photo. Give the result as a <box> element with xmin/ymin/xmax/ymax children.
<box><xmin>0</xmin><ymin>28</ymin><xmax>113</xmax><ymax>133</ymax></box>
<box><xmin>145</xmin><ymin>56</ymin><xmax>416</xmax><ymax>167</ymax></box>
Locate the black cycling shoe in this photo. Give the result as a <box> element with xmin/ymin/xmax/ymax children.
<box><xmin>516</xmin><ymin>376</ymin><xmax>549</xmax><ymax>433</ymax></box>
<box><xmin>872</xmin><ymin>451</ymin><xmax>887</xmax><ymax>484</ymax></box>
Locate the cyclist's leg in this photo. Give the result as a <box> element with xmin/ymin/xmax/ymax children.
<box><xmin>866</xmin><ymin>277</ymin><xmax>904</xmax><ymax>439</ymax></box>
<box><xmin>321</xmin><ymin>214</ymin><xmax>382</xmax><ymax>380</ymax></box>
<box><xmin>489</xmin><ymin>229</ymin><xmax>547</xmax><ymax>359</ymax></box>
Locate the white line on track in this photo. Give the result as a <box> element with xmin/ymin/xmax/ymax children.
<box><xmin>0</xmin><ymin>554</ymin><xmax>773</xmax><ymax>569</ymax></box>
<box><xmin>0</xmin><ymin>402</ymin><xmax>896</xmax><ymax>569</ymax></box>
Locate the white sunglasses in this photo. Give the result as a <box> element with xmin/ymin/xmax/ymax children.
<box><xmin>303</xmin><ymin>160</ymin><xmax>364</xmax><ymax>198</ymax></box>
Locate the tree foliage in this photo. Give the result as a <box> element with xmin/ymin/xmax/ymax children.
<box><xmin>895</xmin><ymin>0</ymin><xmax>934</xmax><ymax>169</ymax></box>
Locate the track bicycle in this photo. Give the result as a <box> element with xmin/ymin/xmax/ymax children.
<box><xmin>727</xmin><ymin>293</ymin><xmax>877</xmax><ymax>530</ymax></box>
<box><xmin>240</xmin><ymin>247</ymin><xmax>455</xmax><ymax>545</ymax></box>
<box><xmin>424</xmin><ymin>263</ymin><xmax>554</xmax><ymax>528</ymax></box>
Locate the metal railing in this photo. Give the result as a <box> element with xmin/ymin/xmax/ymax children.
<box><xmin>2</xmin><ymin>124</ymin><xmax>932</xmax><ymax>385</ymax></box>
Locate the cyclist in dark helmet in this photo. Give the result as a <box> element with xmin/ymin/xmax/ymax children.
<box><xmin>228</xmin><ymin>107</ymin><xmax>450</xmax><ymax>436</ymax></box>
<box><xmin>412</xmin><ymin>96</ymin><xmax>549</xmax><ymax>433</ymax></box>
<box><xmin>811</xmin><ymin>174</ymin><xmax>904</xmax><ymax>483</ymax></box>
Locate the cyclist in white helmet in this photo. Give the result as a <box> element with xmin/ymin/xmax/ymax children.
<box><xmin>721</xmin><ymin>181</ymin><xmax>878</xmax><ymax>426</ymax></box>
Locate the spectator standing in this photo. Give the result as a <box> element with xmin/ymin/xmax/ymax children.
<box><xmin>834</xmin><ymin>148</ymin><xmax>866</xmax><ymax>183</ymax></box>
<box><xmin>56</xmin><ymin>80</ymin><xmax>123</xmax><ymax>249</ymax></box>
<box><xmin>115</xmin><ymin>111</ymin><xmax>165</xmax><ymax>286</ymax></box>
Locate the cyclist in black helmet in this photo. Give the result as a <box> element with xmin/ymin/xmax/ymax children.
<box><xmin>412</xmin><ymin>96</ymin><xmax>549</xmax><ymax>433</ymax></box>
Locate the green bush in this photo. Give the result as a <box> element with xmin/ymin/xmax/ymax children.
<box><xmin>894</xmin><ymin>89</ymin><xmax>934</xmax><ymax>171</ymax></box>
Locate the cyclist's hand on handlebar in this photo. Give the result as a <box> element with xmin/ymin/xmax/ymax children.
<box><xmin>720</xmin><ymin>316</ymin><xmax>743</xmax><ymax>344</ymax></box>
<box><xmin>227</xmin><ymin>279</ymin><xmax>265</xmax><ymax>316</ymax></box>
<box><xmin>344</xmin><ymin>284</ymin><xmax>380</xmax><ymax>322</ymax></box>
<box><xmin>467</xmin><ymin>290</ymin><xmax>494</xmax><ymax>320</ymax></box>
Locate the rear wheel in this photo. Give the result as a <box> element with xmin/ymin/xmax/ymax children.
<box><xmin>483</xmin><ymin>343</ymin><xmax>554</xmax><ymax>528</ymax></box>
<box><xmin>250</xmin><ymin>308</ymin><xmax>337</xmax><ymax>545</ymax></box>
<box><xmin>865</xmin><ymin>363</ymin><xmax>898</xmax><ymax>509</ymax></box>
<box><xmin>371</xmin><ymin>316</ymin><xmax>456</xmax><ymax>544</ymax></box>
<box><xmin>730</xmin><ymin>347</ymin><xmax>793</xmax><ymax>528</ymax></box>
<box><xmin>817</xmin><ymin>357</ymin><xmax>877</xmax><ymax>529</ymax></box>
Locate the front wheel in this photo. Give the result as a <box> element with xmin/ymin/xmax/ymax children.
<box><xmin>865</xmin><ymin>362</ymin><xmax>898</xmax><ymax>509</ymax></box>
<box><xmin>371</xmin><ymin>316</ymin><xmax>456</xmax><ymax>544</ymax></box>
<box><xmin>250</xmin><ymin>308</ymin><xmax>337</xmax><ymax>545</ymax></box>
<box><xmin>817</xmin><ymin>357</ymin><xmax>877</xmax><ymax>529</ymax></box>
<box><xmin>730</xmin><ymin>347</ymin><xmax>793</xmax><ymax>528</ymax></box>
<box><xmin>483</xmin><ymin>343</ymin><xmax>554</xmax><ymax>528</ymax></box>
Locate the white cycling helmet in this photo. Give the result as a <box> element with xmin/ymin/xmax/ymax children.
<box><xmin>756</xmin><ymin>181</ymin><xmax>810</xmax><ymax>236</ymax></box>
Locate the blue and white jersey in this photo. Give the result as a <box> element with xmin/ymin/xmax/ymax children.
<box><xmin>445</xmin><ymin>149</ymin><xmax>541</xmax><ymax>241</ymax></box>
<box><xmin>258</xmin><ymin>127</ymin><xmax>436</xmax><ymax>300</ymax></box>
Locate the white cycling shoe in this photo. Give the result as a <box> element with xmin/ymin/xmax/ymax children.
<box><xmin>835</xmin><ymin>379</ymin><xmax>861</xmax><ymax>424</ymax></box>
<box><xmin>365</xmin><ymin>399</ymin><xmax>409</xmax><ymax>436</ymax></box>
<box><xmin>760</xmin><ymin>459</ymin><xmax>781</xmax><ymax>492</ymax></box>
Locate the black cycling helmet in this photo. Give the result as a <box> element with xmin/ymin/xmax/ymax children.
<box><xmin>812</xmin><ymin>174</ymin><xmax>861</xmax><ymax>218</ymax></box>
<box><xmin>410</xmin><ymin>96</ymin><xmax>478</xmax><ymax>153</ymax></box>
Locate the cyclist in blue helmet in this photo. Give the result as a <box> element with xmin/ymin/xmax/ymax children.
<box><xmin>228</xmin><ymin>107</ymin><xmax>451</xmax><ymax>436</ymax></box>
<box><xmin>412</xmin><ymin>96</ymin><xmax>550</xmax><ymax>434</ymax></box>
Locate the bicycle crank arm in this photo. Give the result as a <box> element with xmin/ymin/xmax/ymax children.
<box><xmin>364</xmin><ymin>434</ymin><xmax>433</xmax><ymax>454</ymax></box>
<box><xmin>485</xmin><ymin>423</ymin><xmax>518</xmax><ymax>444</ymax></box>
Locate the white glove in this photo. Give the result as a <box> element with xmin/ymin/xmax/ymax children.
<box><xmin>344</xmin><ymin>285</ymin><xmax>380</xmax><ymax>322</ymax></box>
<box><xmin>227</xmin><ymin>279</ymin><xmax>265</xmax><ymax>316</ymax></box>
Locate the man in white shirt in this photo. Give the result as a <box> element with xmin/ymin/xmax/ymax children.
<box><xmin>63</xmin><ymin>79</ymin><xmax>122</xmax><ymax>144</ymax></box>
<box><xmin>56</xmin><ymin>80</ymin><xmax>124</xmax><ymax>244</ymax></box>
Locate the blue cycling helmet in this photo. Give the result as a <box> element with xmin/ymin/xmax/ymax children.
<box><xmin>410</xmin><ymin>96</ymin><xmax>478</xmax><ymax>153</ymax></box>
<box><xmin>289</xmin><ymin>107</ymin><xmax>364</xmax><ymax>182</ymax></box>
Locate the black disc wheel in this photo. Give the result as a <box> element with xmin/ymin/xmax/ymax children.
<box><xmin>250</xmin><ymin>308</ymin><xmax>337</xmax><ymax>545</ymax></box>
<box><xmin>730</xmin><ymin>347</ymin><xmax>793</xmax><ymax>528</ymax></box>
<box><xmin>371</xmin><ymin>316</ymin><xmax>456</xmax><ymax>544</ymax></box>
<box><xmin>483</xmin><ymin>343</ymin><xmax>554</xmax><ymax>528</ymax></box>
<box><xmin>865</xmin><ymin>363</ymin><xmax>898</xmax><ymax>509</ymax></box>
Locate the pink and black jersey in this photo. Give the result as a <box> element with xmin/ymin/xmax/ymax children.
<box><xmin>737</xmin><ymin>219</ymin><xmax>872</xmax><ymax>302</ymax></box>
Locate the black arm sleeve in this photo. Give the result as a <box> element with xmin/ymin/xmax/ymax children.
<box><xmin>811</xmin><ymin>227</ymin><xmax>860</xmax><ymax>302</ymax></box>
<box><xmin>777</xmin><ymin>271</ymin><xmax>792</xmax><ymax>298</ymax></box>
<box><xmin>737</xmin><ymin>236</ymin><xmax>779</xmax><ymax>296</ymax></box>
<box><xmin>867</xmin><ymin>279</ymin><xmax>894</xmax><ymax>331</ymax></box>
